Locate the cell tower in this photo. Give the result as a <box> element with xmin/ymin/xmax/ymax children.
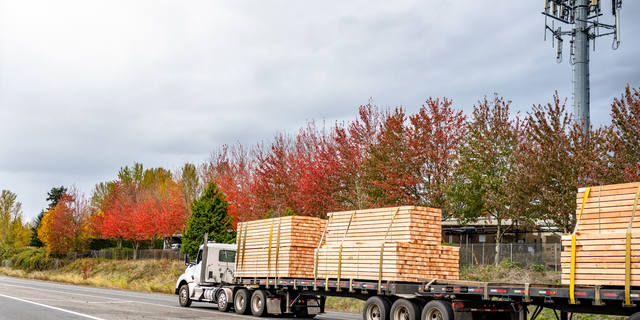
<box><xmin>543</xmin><ymin>0</ymin><xmax>622</xmax><ymax>135</ymax></box>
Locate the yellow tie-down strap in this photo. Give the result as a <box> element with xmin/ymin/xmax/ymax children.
<box><xmin>624</xmin><ymin>184</ymin><xmax>640</xmax><ymax>307</ymax></box>
<box><xmin>570</xmin><ymin>187</ymin><xmax>590</xmax><ymax>305</ymax></box>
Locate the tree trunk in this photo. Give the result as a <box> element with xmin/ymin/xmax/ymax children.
<box><xmin>495</xmin><ymin>223</ymin><xmax>502</xmax><ymax>266</ymax></box>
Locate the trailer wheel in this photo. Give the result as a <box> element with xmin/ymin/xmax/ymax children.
<box><xmin>216</xmin><ymin>289</ymin><xmax>231</xmax><ymax>312</ymax></box>
<box><xmin>629</xmin><ymin>312</ymin><xmax>640</xmax><ymax>320</ymax></box>
<box><xmin>178</xmin><ymin>284</ymin><xmax>191</xmax><ymax>308</ymax></box>
<box><xmin>391</xmin><ymin>299</ymin><xmax>420</xmax><ymax>320</ymax></box>
<box><xmin>363</xmin><ymin>296</ymin><xmax>391</xmax><ymax>320</ymax></box>
<box><xmin>293</xmin><ymin>307</ymin><xmax>316</xmax><ymax>318</ymax></box>
<box><xmin>234</xmin><ymin>289</ymin><xmax>252</xmax><ymax>315</ymax></box>
<box><xmin>422</xmin><ymin>300</ymin><xmax>453</xmax><ymax>320</ymax></box>
<box><xmin>251</xmin><ymin>289</ymin><xmax>268</xmax><ymax>317</ymax></box>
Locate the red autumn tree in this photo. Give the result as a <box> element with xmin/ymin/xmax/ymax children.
<box><xmin>290</xmin><ymin>120</ymin><xmax>343</xmax><ymax>217</ymax></box>
<box><xmin>609</xmin><ymin>85</ymin><xmax>640</xmax><ymax>182</ymax></box>
<box><xmin>332</xmin><ymin>102</ymin><xmax>385</xmax><ymax>209</ymax></box>
<box><xmin>362</xmin><ymin>107</ymin><xmax>421</xmax><ymax>207</ymax></box>
<box><xmin>38</xmin><ymin>185</ymin><xmax>92</xmax><ymax>257</ymax></box>
<box><xmin>408</xmin><ymin>97</ymin><xmax>467</xmax><ymax>211</ymax></box>
<box><xmin>509</xmin><ymin>93</ymin><xmax>611</xmax><ymax>233</ymax></box>
<box><xmin>207</xmin><ymin>143</ymin><xmax>259</xmax><ymax>222</ymax></box>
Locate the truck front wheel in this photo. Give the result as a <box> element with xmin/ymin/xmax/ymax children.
<box><xmin>216</xmin><ymin>289</ymin><xmax>231</xmax><ymax>312</ymax></box>
<box><xmin>422</xmin><ymin>300</ymin><xmax>453</xmax><ymax>320</ymax></box>
<box><xmin>363</xmin><ymin>296</ymin><xmax>391</xmax><ymax>320</ymax></box>
<box><xmin>234</xmin><ymin>289</ymin><xmax>251</xmax><ymax>315</ymax></box>
<box><xmin>178</xmin><ymin>284</ymin><xmax>191</xmax><ymax>307</ymax></box>
<box><xmin>251</xmin><ymin>289</ymin><xmax>268</xmax><ymax>317</ymax></box>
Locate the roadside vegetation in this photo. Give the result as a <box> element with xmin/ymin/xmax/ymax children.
<box><xmin>0</xmin><ymin>256</ymin><xmax>185</xmax><ymax>294</ymax></box>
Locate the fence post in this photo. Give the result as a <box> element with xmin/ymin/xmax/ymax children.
<box><xmin>482</xmin><ymin>244</ymin><xmax>485</xmax><ymax>265</ymax></box>
<box><xmin>471</xmin><ymin>244</ymin><xmax>474</xmax><ymax>266</ymax></box>
<box><xmin>510</xmin><ymin>243</ymin><xmax>513</xmax><ymax>261</ymax></box>
<box><xmin>554</xmin><ymin>243</ymin><xmax>558</xmax><ymax>271</ymax></box>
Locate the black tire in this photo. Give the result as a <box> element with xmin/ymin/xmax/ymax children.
<box><xmin>293</xmin><ymin>306</ymin><xmax>316</xmax><ymax>318</ymax></box>
<box><xmin>216</xmin><ymin>289</ymin><xmax>231</xmax><ymax>312</ymax></box>
<box><xmin>363</xmin><ymin>296</ymin><xmax>391</xmax><ymax>320</ymax></box>
<box><xmin>629</xmin><ymin>312</ymin><xmax>640</xmax><ymax>320</ymax></box>
<box><xmin>234</xmin><ymin>289</ymin><xmax>252</xmax><ymax>315</ymax></box>
<box><xmin>178</xmin><ymin>284</ymin><xmax>192</xmax><ymax>307</ymax></box>
<box><xmin>251</xmin><ymin>289</ymin><xmax>268</xmax><ymax>317</ymax></box>
<box><xmin>391</xmin><ymin>299</ymin><xmax>420</xmax><ymax>320</ymax></box>
<box><xmin>422</xmin><ymin>300</ymin><xmax>453</xmax><ymax>320</ymax></box>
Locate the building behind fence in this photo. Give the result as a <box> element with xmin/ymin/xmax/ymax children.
<box><xmin>458</xmin><ymin>242</ymin><xmax>561</xmax><ymax>271</ymax></box>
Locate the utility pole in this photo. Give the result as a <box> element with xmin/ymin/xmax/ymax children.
<box><xmin>543</xmin><ymin>0</ymin><xmax>622</xmax><ymax>135</ymax></box>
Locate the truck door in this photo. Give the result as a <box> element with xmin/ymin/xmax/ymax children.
<box><xmin>193</xmin><ymin>249</ymin><xmax>203</xmax><ymax>284</ymax></box>
<box><xmin>218</xmin><ymin>250</ymin><xmax>236</xmax><ymax>283</ymax></box>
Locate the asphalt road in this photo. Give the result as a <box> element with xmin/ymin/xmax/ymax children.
<box><xmin>0</xmin><ymin>276</ymin><xmax>362</xmax><ymax>320</ymax></box>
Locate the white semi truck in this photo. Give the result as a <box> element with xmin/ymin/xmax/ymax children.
<box><xmin>176</xmin><ymin>233</ymin><xmax>640</xmax><ymax>320</ymax></box>
<box><xmin>175</xmin><ymin>232</ymin><xmax>323</xmax><ymax>318</ymax></box>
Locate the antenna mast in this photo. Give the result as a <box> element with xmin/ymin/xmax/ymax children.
<box><xmin>543</xmin><ymin>0</ymin><xmax>622</xmax><ymax>135</ymax></box>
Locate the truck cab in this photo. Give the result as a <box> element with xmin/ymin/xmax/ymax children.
<box><xmin>175</xmin><ymin>242</ymin><xmax>236</xmax><ymax>309</ymax></box>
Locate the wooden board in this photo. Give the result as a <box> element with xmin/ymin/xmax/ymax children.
<box><xmin>315</xmin><ymin>242</ymin><xmax>459</xmax><ymax>282</ymax></box>
<box><xmin>234</xmin><ymin>206</ymin><xmax>460</xmax><ymax>282</ymax></box>
<box><xmin>323</xmin><ymin>206</ymin><xmax>442</xmax><ymax>246</ymax></box>
<box><xmin>235</xmin><ymin>216</ymin><xmax>325</xmax><ymax>278</ymax></box>
<box><xmin>561</xmin><ymin>182</ymin><xmax>640</xmax><ymax>286</ymax></box>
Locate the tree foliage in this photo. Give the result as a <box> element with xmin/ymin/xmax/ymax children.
<box><xmin>447</xmin><ymin>95</ymin><xmax>523</xmax><ymax>264</ymax></box>
<box><xmin>610</xmin><ymin>85</ymin><xmax>640</xmax><ymax>181</ymax></box>
<box><xmin>37</xmin><ymin>186</ymin><xmax>92</xmax><ymax>256</ymax></box>
<box><xmin>182</xmin><ymin>182</ymin><xmax>235</xmax><ymax>257</ymax></box>
<box><xmin>93</xmin><ymin>163</ymin><xmax>188</xmax><ymax>250</ymax></box>
<box><xmin>0</xmin><ymin>190</ymin><xmax>30</xmax><ymax>248</ymax></box>
<box><xmin>510</xmin><ymin>94</ymin><xmax>611</xmax><ymax>233</ymax></box>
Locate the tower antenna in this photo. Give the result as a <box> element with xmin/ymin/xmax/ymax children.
<box><xmin>543</xmin><ymin>0</ymin><xmax>622</xmax><ymax>135</ymax></box>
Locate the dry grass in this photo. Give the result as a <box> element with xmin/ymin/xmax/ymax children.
<box><xmin>0</xmin><ymin>258</ymin><xmax>186</xmax><ymax>294</ymax></box>
<box><xmin>325</xmin><ymin>297</ymin><xmax>365</xmax><ymax>313</ymax></box>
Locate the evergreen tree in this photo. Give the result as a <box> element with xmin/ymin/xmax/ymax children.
<box><xmin>181</xmin><ymin>182</ymin><xmax>235</xmax><ymax>257</ymax></box>
<box><xmin>29</xmin><ymin>211</ymin><xmax>45</xmax><ymax>247</ymax></box>
<box><xmin>46</xmin><ymin>186</ymin><xmax>67</xmax><ymax>209</ymax></box>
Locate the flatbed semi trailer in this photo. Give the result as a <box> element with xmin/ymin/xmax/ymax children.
<box><xmin>175</xmin><ymin>238</ymin><xmax>640</xmax><ymax>320</ymax></box>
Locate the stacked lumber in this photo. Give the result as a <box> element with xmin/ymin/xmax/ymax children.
<box><xmin>235</xmin><ymin>216</ymin><xmax>325</xmax><ymax>279</ymax></box>
<box><xmin>316</xmin><ymin>206</ymin><xmax>459</xmax><ymax>282</ymax></box>
<box><xmin>561</xmin><ymin>182</ymin><xmax>640</xmax><ymax>286</ymax></box>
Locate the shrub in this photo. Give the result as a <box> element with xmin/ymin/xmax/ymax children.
<box><xmin>13</xmin><ymin>248</ymin><xmax>50</xmax><ymax>272</ymax></box>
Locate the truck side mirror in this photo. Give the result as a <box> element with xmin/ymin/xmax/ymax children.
<box><xmin>184</xmin><ymin>253</ymin><xmax>190</xmax><ymax>266</ymax></box>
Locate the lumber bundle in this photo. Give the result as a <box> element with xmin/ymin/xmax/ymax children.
<box><xmin>235</xmin><ymin>216</ymin><xmax>325</xmax><ymax>278</ymax></box>
<box><xmin>561</xmin><ymin>182</ymin><xmax>640</xmax><ymax>286</ymax></box>
<box><xmin>316</xmin><ymin>206</ymin><xmax>459</xmax><ymax>282</ymax></box>
<box><xmin>234</xmin><ymin>206</ymin><xmax>460</xmax><ymax>283</ymax></box>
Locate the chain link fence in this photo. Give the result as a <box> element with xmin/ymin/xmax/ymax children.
<box><xmin>89</xmin><ymin>249</ymin><xmax>186</xmax><ymax>261</ymax></box>
<box><xmin>458</xmin><ymin>242</ymin><xmax>562</xmax><ymax>271</ymax></box>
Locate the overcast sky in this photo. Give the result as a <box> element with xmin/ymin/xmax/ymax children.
<box><xmin>1</xmin><ymin>1</ymin><xmax>639</xmax><ymax>221</ymax></box>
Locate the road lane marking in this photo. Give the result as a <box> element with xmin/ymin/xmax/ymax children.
<box><xmin>0</xmin><ymin>293</ymin><xmax>106</xmax><ymax>320</ymax></box>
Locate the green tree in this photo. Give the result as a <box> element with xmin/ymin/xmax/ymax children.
<box><xmin>46</xmin><ymin>186</ymin><xmax>68</xmax><ymax>209</ymax></box>
<box><xmin>181</xmin><ymin>182</ymin><xmax>235</xmax><ymax>257</ymax></box>
<box><xmin>29</xmin><ymin>211</ymin><xmax>45</xmax><ymax>247</ymax></box>
<box><xmin>447</xmin><ymin>95</ymin><xmax>524</xmax><ymax>265</ymax></box>
<box><xmin>29</xmin><ymin>186</ymin><xmax>68</xmax><ymax>247</ymax></box>
<box><xmin>0</xmin><ymin>190</ymin><xmax>30</xmax><ymax>248</ymax></box>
